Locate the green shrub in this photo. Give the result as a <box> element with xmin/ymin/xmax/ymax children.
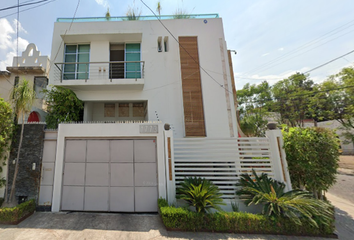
<box><xmin>157</xmin><ymin>198</ymin><xmax>334</xmax><ymax>235</ymax></box>
<box><xmin>236</xmin><ymin>169</ymin><xmax>334</xmax><ymax>228</ymax></box>
<box><xmin>176</xmin><ymin>177</ymin><xmax>225</xmax><ymax>213</ymax></box>
<box><xmin>282</xmin><ymin>127</ymin><xmax>339</xmax><ymax>198</ymax></box>
<box><xmin>0</xmin><ymin>199</ymin><xmax>35</xmax><ymax>224</ymax></box>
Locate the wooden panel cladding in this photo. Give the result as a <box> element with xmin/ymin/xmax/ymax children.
<box><xmin>179</xmin><ymin>36</ymin><xmax>206</xmax><ymax>137</ymax></box>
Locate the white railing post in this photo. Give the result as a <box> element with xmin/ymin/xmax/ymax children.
<box><xmin>265</xmin><ymin>125</ymin><xmax>292</xmax><ymax>191</ymax></box>
<box><xmin>164</xmin><ymin>126</ymin><xmax>176</xmax><ymax>204</ymax></box>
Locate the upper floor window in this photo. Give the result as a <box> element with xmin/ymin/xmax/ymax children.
<box><xmin>63</xmin><ymin>44</ymin><xmax>90</xmax><ymax>80</ymax></box>
<box><xmin>125</xmin><ymin>43</ymin><xmax>141</xmax><ymax>78</ymax></box>
<box><xmin>34</xmin><ymin>77</ymin><xmax>48</xmax><ymax>99</ymax></box>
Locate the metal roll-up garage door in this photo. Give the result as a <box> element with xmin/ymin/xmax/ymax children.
<box><xmin>61</xmin><ymin>139</ymin><xmax>158</xmax><ymax>212</ymax></box>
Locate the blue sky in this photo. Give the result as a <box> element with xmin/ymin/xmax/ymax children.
<box><xmin>1</xmin><ymin>0</ymin><xmax>354</xmax><ymax>89</ymax></box>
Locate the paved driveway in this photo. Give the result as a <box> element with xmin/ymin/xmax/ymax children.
<box><xmin>0</xmin><ymin>212</ymin><xmax>332</xmax><ymax>240</ymax></box>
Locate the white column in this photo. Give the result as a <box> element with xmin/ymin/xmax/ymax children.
<box><xmin>266</xmin><ymin>129</ymin><xmax>292</xmax><ymax>191</ymax></box>
<box><xmin>164</xmin><ymin>129</ymin><xmax>176</xmax><ymax>204</ymax></box>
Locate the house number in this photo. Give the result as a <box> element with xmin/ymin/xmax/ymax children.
<box><xmin>140</xmin><ymin>125</ymin><xmax>158</xmax><ymax>133</ymax></box>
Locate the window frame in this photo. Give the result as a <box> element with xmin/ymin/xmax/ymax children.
<box><xmin>63</xmin><ymin>44</ymin><xmax>90</xmax><ymax>80</ymax></box>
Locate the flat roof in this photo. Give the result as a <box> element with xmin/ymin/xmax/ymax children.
<box><xmin>57</xmin><ymin>14</ymin><xmax>219</xmax><ymax>22</ymax></box>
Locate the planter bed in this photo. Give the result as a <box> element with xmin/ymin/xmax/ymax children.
<box><xmin>0</xmin><ymin>199</ymin><xmax>36</xmax><ymax>225</ymax></box>
<box><xmin>158</xmin><ymin>199</ymin><xmax>336</xmax><ymax>238</ymax></box>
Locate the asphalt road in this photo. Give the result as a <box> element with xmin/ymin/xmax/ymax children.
<box><xmin>329</xmin><ymin>172</ymin><xmax>354</xmax><ymax>204</ymax></box>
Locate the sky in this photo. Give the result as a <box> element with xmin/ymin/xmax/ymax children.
<box><xmin>1</xmin><ymin>0</ymin><xmax>354</xmax><ymax>89</ymax></box>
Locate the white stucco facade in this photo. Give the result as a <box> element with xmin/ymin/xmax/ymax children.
<box><xmin>49</xmin><ymin>17</ymin><xmax>238</xmax><ymax>138</ymax></box>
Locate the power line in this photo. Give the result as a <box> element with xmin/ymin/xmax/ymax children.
<box><xmin>304</xmin><ymin>49</ymin><xmax>354</xmax><ymax>74</ymax></box>
<box><xmin>0</xmin><ymin>0</ymin><xmax>51</xmax><ymax>12</ymax></box>
<box><xmin>0</xmin><ymin>0</ymin><xmax>56</xmax><ymax>19</ymax></box>
<box><xmin>47</xmin><ymin>0</ymin><xmax>81</xmax><ymax>74</ymax></box>
<box><xmin>140</xmin><ymin>0</ymin><xmax>234</xmax><ymax>95</ymax></box>
<box><xmin>241</xmin><ymin>18</ymin><xmax>354</xmax><ymax>76</ymax></box>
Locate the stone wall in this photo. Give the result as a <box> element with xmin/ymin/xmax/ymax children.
<box><xmin>7</xmin><ymin>124</ymin><xmax>45</xmax><ymax>204</ymax></box>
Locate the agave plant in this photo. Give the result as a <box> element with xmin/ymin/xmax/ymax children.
<box><xmin>236</xmin><ymin>169</ymin><xmax>334</xmax><ymax>228</ymax></box>
<box><xmin>176</xmin><ymin>177</ymin><xmax>225</xmax><ymax>213</ymax></box>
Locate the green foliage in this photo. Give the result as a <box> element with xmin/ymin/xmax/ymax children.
<box><xmin>0</xmin><ymin>199</ymin><xmax>35</xmax><ymax>224</ymax></box>
<box><xmin>236</xmin><ymin>169</ymin><xmax>334</xmax><ymax>228</ymax></box>
<box><xmin>237</xmin><ymin>81</ymin><xmax>272</xmax><ymax>136</ymax></box>
<box><xmin>126</xmin><ymin>0</ymin><xmax>142</xmax><ymax>20</ymax></box>
<box><xmin>231</xmin><ymin>202</ymin><xmax>239</xmax><ymax>212</ymax></box>
<box><xmin>176</xmin><ymin>177</ymin><xmax>225</xmax><ymax>213</ymax></box>
<box><xmin>43</xmin><ymin>86</ymin><xmax>84</xmax><ymax>129</ymax></box>
<box><xmin>0</xmin><ymin>98</ymin><xmax>13</xmax><ymax>188</ymax></box>
<box><xmin>272</xmin><ymin>73</ymin><xmax>314</xmax><ymax>127</ymax></box>
<box><xmin>10</xmin><ymin>79</ymin><xmax>36</xmax><ymax>117</ymax></box>
<box><xmin>157</xmin><ymin>198</ymin><xmax>334</xmax><ymax>235</ymax></box>
<box><xmin>173</xmin><ymin>8</ymin><xmax>190</xmax><ymax>19</ymax></box>
<box><xmin>283</xmin><ymin>127</ymin><xmax>339</xmax><ymax>197</ymax></box>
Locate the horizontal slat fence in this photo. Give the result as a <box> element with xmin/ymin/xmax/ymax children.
<box><xmin>174</xmin><ymin>138</ymin><xmax>275</xmax><ymax>200</ymax></box>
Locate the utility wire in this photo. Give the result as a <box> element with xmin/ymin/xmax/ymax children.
<box><xmin>242</xmin><ymin>17</ymin><xmax>354</xmax><ymax>76</ymax></box>
<box><xmin>304</xmin><ymin>49</ymin><xmax>354</xmax><ymax>74</ymax></box>
<box><xmin>140</xmin><ymin>0</ymin><xmax>234</xmax><ymax>95</ymax></box>
<box><xmin>0</xmin><ymin>0</ymin><xmax>56</xmax><ymax>18</ymax></box>
<box><xmin>0</xmin><ymin>0</ymin><xmax>51</xmax><ymax>12</ymax></box>
<box><xmin>47</xmin><ymin>0</ymin><xmax>80</xmax><ymax>74</ymax></box>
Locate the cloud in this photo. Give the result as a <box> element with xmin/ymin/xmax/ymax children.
<box><xmin>13</xmin><ymin>19</ymin><xmax>28</xmax><ymax>34</ymax></box>
<box><xmin>262</xmin><ymin>53</ymin><xmax>270</xmax><ymax>57</ymax></box>
<box><xmin>0</xmin><ymin>18</ymin><xmax>29</xmax><ymax>70</ymax></box>
<box><xmin>278</xmin><ymin>47</ymin><xmax>284</xmax><ymax>51</ymax></box>
<box><xmin>95</xmin><ymin>0</ymin><xmax>109</xmax><ymax>8</ymax></box>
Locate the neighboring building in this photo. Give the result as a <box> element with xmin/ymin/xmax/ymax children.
<box><xmin>0</xmin><ymin>43</ymin><xmax>49</xmax><ymax>198</ymax></box>
<box><xmin>0</xmin><ymin>43</ymin><xmax>49</xmax><ymax>122</ymax></box>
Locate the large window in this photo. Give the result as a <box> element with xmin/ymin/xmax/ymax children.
<box><xmin>125</xmin><ymin>43</ymin><xmax>141</xmax><ymax>78</ymax></box>
<box><xmin>63</xmin><ymin>44</ymin><xmax>90</xmax><ymax>80</ymax></box>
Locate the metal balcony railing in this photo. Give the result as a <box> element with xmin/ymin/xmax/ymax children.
<box><xmin>54</xmin><ymin>61</ymin><xmax>145</xmax><ymax>82</ymax></box>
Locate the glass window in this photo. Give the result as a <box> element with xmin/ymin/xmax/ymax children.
<box><xmin>34</xmin><ymin>77</ymin><xmax>48</xmax><ymax>99</ymax></box>
<box><xmin>104</xmin><ymin>103</ymin><xmax>115</xmax><ymax>117</ymax></box>
<box><xmin>125</xmin><ymin>43</ymin><xmax>141</xmax><ymax>79</ymax></box>
<box><xmin>119</xmin><ymin>103</ymin><xmax>129</xmax><ymax>117</ymax></box>
<box><xmin>63</xmin><ymin>44</ymin><xmax>90</xmax><ymax>80</ymax></box>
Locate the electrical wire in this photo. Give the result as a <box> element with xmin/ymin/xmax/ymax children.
<box><xmin>0</xmin><ymin>0</ymin><xmax>56</xmax><ymax>19</ymax></box>
<box><xmin>0</xmin><ymin>0</ymin><xmax>51</xmax><ymax>12</ymax></box>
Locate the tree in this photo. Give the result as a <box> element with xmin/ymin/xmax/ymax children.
<box><xmin>8</xmin><ymin>79</ymin><xmax>36</xmax><ymax>204</ymax></box>
<box><xmin>282</xmin><ymin>127</ymin><xmax>339</xmax><ymax>199</ymax></box>
<box><xmin>271</xmin><ymin>73</ymin><xmax>314</xmax><ymax>127</ymax></box>
<box><xmin>311</xmin><ymin>67</ymin><xmax>354</xmax><ymax>143</ymax></box>
<box><xmin>156</xmin><ymin>1</ymin><xmax>162</xmax><ymax>16</ymax></box>
<box><xmin>0</xmin><ymin>98</ymin><xmax>13</xmax><ymax>190</ymax></box>
<box><xmin>43</xmin><ymin>86</ymin><xmax>84</xmax><ymax>129</ymax></box>
<box><xmin>236</xmin><ymin>81</ymin><xmax>272</xmax><ymax>136</ymax></box>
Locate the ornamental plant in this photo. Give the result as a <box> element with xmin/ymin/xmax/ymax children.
<box><xmin>282</xmin><ymin>127</ymin><xmax>340</xmax><ymax>198</ymax></box>
<box><xmin>42</xmin><ymin>86</ymin><xmax>83</xmax><ymax>129</ymax></box>
<box><xmin>176</xmin><ymin>177</ymin><xmax>225</xmax><ymax>213</ymax></box>
<box><xmin>236</xmin><ymin>169</ymin><xmax>334</xmax><ymax>228</ymax></box>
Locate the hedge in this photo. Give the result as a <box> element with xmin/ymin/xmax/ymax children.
<box><xmin>0</xmin><ymin>199</ymin><xmax>36</xmax><ymax>224</ymax></box>
<box><xmin>158</xmin><ymin>199</ymin><xmax>335</xmax><ymax>237</ymax></box>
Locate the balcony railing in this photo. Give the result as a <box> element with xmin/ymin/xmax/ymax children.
<box><xmin>54</xmin><ymin>61</ymin><xmax>145</xmax><ymax>82</ymax></box>
<box><xmin>57</xmin><ymin>14</ymin><xmax>219</xmax><ymax>22</ymax></box>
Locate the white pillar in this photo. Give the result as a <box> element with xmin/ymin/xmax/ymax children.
<box><xmin>164</xmin><ymin>129</ymin><xmax>176</xmax><ymax>204</ymax></box>
<box><xmin>266</xmin><ymin>128</ymin><xmax>292</xmax><ymax>191</ymax></box>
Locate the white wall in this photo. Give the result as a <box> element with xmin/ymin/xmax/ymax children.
<box><xmin>49</xmin><ymin>18</ymin><xmax>238</xmax><ymax>138</ymax></box>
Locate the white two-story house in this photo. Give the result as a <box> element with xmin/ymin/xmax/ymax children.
<box><xmin>44</xmin><ymin>14</ymin><xmax>242</xmax><ymax>213</ymax></box>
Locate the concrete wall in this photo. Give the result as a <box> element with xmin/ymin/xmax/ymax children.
<box><xmin>49</xmin><ymin>18</ymin><xmax>238</xmax><ymax>138</ymax></box>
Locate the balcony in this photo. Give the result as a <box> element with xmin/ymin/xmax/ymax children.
<box><xmin>53</xmin><ymin>61</ymin><xmax>145</xmax><ymax>90</ymax></box>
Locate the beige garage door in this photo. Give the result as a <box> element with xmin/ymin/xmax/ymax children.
<box><xmin>61</xmin><ymin>139</ymin><xmax>158</xmax><ymax>212</ymax></box>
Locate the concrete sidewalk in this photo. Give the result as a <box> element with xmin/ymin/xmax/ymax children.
<box><xmin>0</xmin><ymin>211</ymin><xmax>333</xmax><ymax>240</ymax></box>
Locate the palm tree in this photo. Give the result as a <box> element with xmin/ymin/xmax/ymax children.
<box><xmin>7</xmin><ymin>78</ymin><xmax>36</xmax><ymax>204</ymax></box>
<box><xmin>156</xmin><ymin>1</ymin><xmax>162</xmax><ymax>17</ymax></box>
